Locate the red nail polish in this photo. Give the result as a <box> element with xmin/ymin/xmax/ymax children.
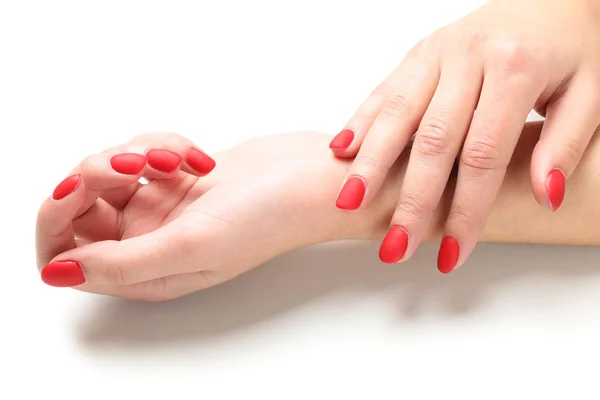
<box><xmin>329</xmin><ymin>129</ymin><xmax>354</xmax><ymax>150</ymax></box>
<box><xmin>52</xmin><ymin>174</ymin><xmax>82</xmax><ymax>200</ymax></box>
<box><xmin>379</xmin><ymin>226</ymin><xmax>409</xmax><ymax>263</ymax></box>
<box><xmin>437</xmin><ymin>236</ymin><xmax>459</xmax><ymax>274</ymax></box>
<box><xmin>41</xmin><ymin>261</ymin><xmax>85</xmax><ymax>287</ymax></box>
<box><xmin>546</xmin><ymin>169</ymin><xmax>565</xmax><ymax>211</ymax></box>
<box><xmin>185</xmin><ymin>148</ymin><xmax>216</xmax><ymax>174</ymax></box>
<box><xmin>147</xmin><ymin>149</ymin><xmax>182</xmax><ymax>173</ymax></box>
<box><xmin>110</xmin><ymin>153</ymin><xmax>147</xmax><ymax>175</ymax></box>
<box><xmin>336</xmin><ymin>177</ymin><xmax>366</xmax><ymax>210</ymax></box>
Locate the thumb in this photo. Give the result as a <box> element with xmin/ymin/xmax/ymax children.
<box><xmin>39</xmin><ymin>220</ymin><xmax>201</xmax><ymax>287</ymax></box>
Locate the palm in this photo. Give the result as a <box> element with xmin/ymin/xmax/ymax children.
<box><xmin>113</xmin><ymin>132</ymin><xmax>339</xmax><ymax>281</ymax></box>
<box><xmin>118</xmin><ymin>174</ymin><xmax>202</xmax><ymax>240</ymax></box>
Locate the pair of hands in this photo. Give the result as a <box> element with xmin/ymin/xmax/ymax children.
<box><xmin>37</xmin><ymin>0</ymin><xmax>600</xmax><ymax>301</ymax></box>
<box><xmin>331</xmin><ymin>0</ymin><xmax>600</xmax><ymax>273</ymax></box>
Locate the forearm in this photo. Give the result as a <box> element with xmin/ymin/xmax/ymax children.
<box><xmin>332</xmin><ymin>121</ymin><xmax>600</xmax><ymax>245</ymax></box>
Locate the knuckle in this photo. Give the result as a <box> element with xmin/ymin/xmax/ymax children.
<box><xmin>490</xmin><ymin>37</ymin><xmax>536</xmax><ymax>77</ymax></box>
<box><xmin>456</xmin><ymin>28</ymin><xmax>484</xmax><ymax>55</ymax></box>
<box><xmin>380</xmin><ymin>93</ymin><xmax>410</xmax><ymax>120</ymax></box>
<box><xmin>396</xmin><ymin>192</ymin><xmax>432</xmax><ymax>221</ymax></box>
<box><xmin>415</xmin><ymin>117</ymin><xmax>452</xmax><ymax>157</ymax></box>
<box><xmin>354</xmin><ymin>106</ymin><xmax>377</xmax><ymax>121</ymax></box>
<box><xmin>104</xmin><ymin>262</ymin><xmax>135</xmax><ymax>286</ymax></box>
<box><xmin>460</xmin><ymin>137</ymin><xmax>503</xmax><ymax>172</ymax></box>
<box><xmin>46</xmin><ymin>222</ymin><xmax>72</xmax><ymax>241</ymax></box>
<box><xmin>80</xmin><ymin>155</ymin><xmax>96</xmax><ymax>175</ymax></box>
<box><xmin>447</xmin><ymin>206</ymin><xmax>477</xmax><ymax>228</ymax></box>
<box><xmin>354</xmin><ymin>152</ymin><xmax>384</xmax><ymax>173</ymax></box>
<box><xmin>79</xmin><ymin>155</ymin><xmax>104</xmax><ymax>189</ymax></box>
<box><xmin>562</xmin><ymin>136</ymin><xmax>584</xmax><ymax>165</ymax></box>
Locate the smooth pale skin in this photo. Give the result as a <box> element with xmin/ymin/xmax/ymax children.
<box><xmin>36</xmin><ymin>122</ymin><xmax>600</xmax><ymax>301</ymax></box>
<box><xmin>334</xmin><ymin>0</ymin><xmax>600</xmax><ymax>267</ymax></box>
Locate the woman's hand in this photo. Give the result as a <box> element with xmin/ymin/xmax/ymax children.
<box><xmin>36</xmin><ymin>131</ymin><xmax>383</xmax><ymax>301</ymax></box>
<box><xmin>35</xmin><ymin>123</ymin><xmax>600</xmax><ymax>301</ymax></box>
<box><xmin>330</xmin><ymin>0</ymin><xmax>600</xmax><ymax>272</ymax></box>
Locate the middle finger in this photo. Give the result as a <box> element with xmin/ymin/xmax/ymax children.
<box><xmin>379</xmin><ymin>58</ymin><xmax>483</xmax><ymax>263</ymax></box>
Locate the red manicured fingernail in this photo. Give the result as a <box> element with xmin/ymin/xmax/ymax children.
<box><xmin>379</xmin><ymin>226</ymin><xmax>409</xmax><ymax>263</ymax></box>
<box><xmin>41</xmin><ymin>261</ymin><xmax>85</xmax><ymax>287</ymax></box>
<box><xmin>110</xmin><ymin>153</ymin><xmax>147</xmax><ymax>175</ymax></box>
<box><xmin>52</xmin><ymin>174</ymin><xmax>82</xmax><ymax>200</ymax></box>
<box><xmin>438</xmin><ymin>236</ymin><xmax>459</xmax><ymax>274</ymax></box>
<box><xmin>336</xmin><ymin>177</ymin><xmax>366</xmax><ymax>211</ymax></box>
<box><xmin>546</xmin><ymin>169</ymin><xmax>565</xmax><ymax>212</ymax></box>
<box><xmin>147</xmin><ymin>149</ymin><xmax>182</xmax><ymax>173</ymax></box>
<box><xmin>185</xmin><ymin>148</ymin><xmax>216</xmax><ymax>174</ymax></box>
<box><xmin>329</xmin><ymin>129</ymin><xmax>354</xmax><ymax>150</ymax></box>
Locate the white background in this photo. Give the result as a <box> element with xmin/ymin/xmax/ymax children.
<box><xmin>1</xmin><ymin>0</ymin><xmax>599</xmax><ymax>399</ymax></box>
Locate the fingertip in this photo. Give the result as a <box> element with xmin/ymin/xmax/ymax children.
<box><xmin>529</xmin><ymin>146</ymin><xmax>557</xmax><ymax>211</ymax></box>
<box><xmin>41</xmin><ymin>260</ymin><xmax>85</xmax><ymax>287</ymax></box>
<box><xmin>52</xmin><ymin>174</ymin><xmax>82</xmax><ymax>200</ymax></box>
<box><xmin>335</xmin><ymin>176</ymin><xmax>366</xmax><ymax>211</ymax></box>
<box><xmin>110</xmin><ymin>153</ymin><xmax>148</xmax><ymax>175</ymax></box>
<box><xmin>329</xmin><ymin>129</ymin><xmax>355</xmax><ymax>151</ymax></box>
<box><xmin>184</xmin><ymin>147</ymin><xmax>216</xmax><ymax>175</ymax></box>
<box><xmin>546</xmin><ymin>169</ymin><xmax>566</xmax><ymax>212</ymax></box>
<box><xmin>38</xmin><ymin>175</ymin><xmax>87</xmax><ymax>267</ymax></box>
<box><xmin>379</xmin><ymin>226</ymin><xmax>409</xmax><ymax>263</ymax></box>
<box><xmin>146</xmin><ymin>149</ymin><xmax>183</xmax><ymax>174</ymax></box>
<box><xmin>437</xmin><ymin>236</ymin><xmax>459</xmax><ymax>274</ymax></box>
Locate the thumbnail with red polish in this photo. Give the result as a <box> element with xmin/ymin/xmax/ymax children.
<box><xmin>546</xmin><ymin>169</ymin><xmax>565</xmax><ymax>211</ymax></box>
<box><xmin>329</xmin><ymin>129</ymin><xmax>354</xmax><ymax>150</ymax></box>
<box><xmin>336</xmin><ymin>177</ymin><xmax>366</xmax><ymax>210</ymax></box>
<box><xmin>41</xmin><ymin>261</ymin><xmax>85</xmax><ymax>287</ymax></box>
<box><xmin>52</xmin><ymin>174</ymin><xmax>81</xmax><ymax>200</ymax></box>
<box><xmin>110</xmin><ymin>153</ymin><xmax>147</xmax><ymax>175</ymax></box>
<box><xmin>147</xmin><ymin>149</ymin><xmax>182</xmax><ymax>173</ymax></box>
<box><xmin>438</xmin><ymin>237</ymin><xmax>459</xmax><ymax>274</ymax></box>
<box><xmin>379</xmin><ymin>226</ymin><xmax>409</xmax><ymax>263</ymax></box>
<box><xmin>185</xmin><ymin>148</ymin><xmax>216</xmax><ymax>174</ymax></box>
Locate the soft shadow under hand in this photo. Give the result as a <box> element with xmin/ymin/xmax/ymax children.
<box><xmin>77</xmin><ymin>241</ymin><xmax>600</xmax><ymax>348</ymax></box>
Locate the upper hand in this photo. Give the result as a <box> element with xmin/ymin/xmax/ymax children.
<box><xmin>329</xmin><ymin>0</ymin><xmax>600</xmax><ymax>272</ymax></box>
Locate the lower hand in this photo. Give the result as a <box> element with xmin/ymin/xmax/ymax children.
<box><xmin>36</xmin><ymin>131</ymin><xmax>381</xmax><ymax>301</ymax></box>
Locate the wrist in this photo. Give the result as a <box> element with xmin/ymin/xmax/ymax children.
<box><xmin>288</xmin><ymin>132</ymin><xmax>444</xmax><ymax>246</ymax></box>
<box><xmin>319</xmin><ymin>141</ymin><xmax>444</xmax><ymax>244</ymax></box>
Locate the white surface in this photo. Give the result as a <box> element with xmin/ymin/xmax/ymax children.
<box><xmin>1</xmin><ymin>0</ymin><xmax>599</xmax><ymax>398</ymax></box>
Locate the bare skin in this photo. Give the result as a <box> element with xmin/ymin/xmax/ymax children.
<box><xmin>332</xmin><ymin>0</ymin><xmax>600</xmax><ymax>269</ymax></box>
<box><xmin>36</xmin><ymin>122</ymin><xmax>600</xmax><ymax>301</ymax></box>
